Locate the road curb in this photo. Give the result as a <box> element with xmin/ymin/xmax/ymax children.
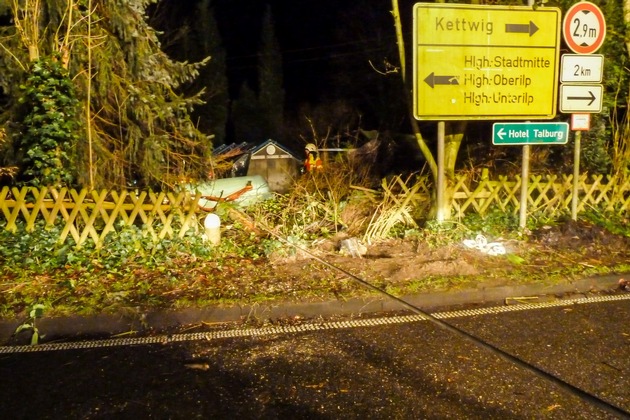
<box><xmin>0</xmin><ymin>274</ymin><xmax>622</xmax><ymax>345</ymax></box>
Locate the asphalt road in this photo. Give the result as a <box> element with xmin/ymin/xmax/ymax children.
<box><xmin>0</xmin><ymin>294</ymin><xmax>628</xmax><ymax>419</ymax></box>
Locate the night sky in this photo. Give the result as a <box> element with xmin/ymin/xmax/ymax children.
<box><xmin>152</xmin><ymin>0</ymin><xmax>463</xmax><ymax>149</ymax></box>
<box><xmin>213</xmin><ymin>0</ymin><xmax>417</xmax><ymax>107</ymax></box>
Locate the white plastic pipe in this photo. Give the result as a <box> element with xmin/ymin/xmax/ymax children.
<box><xmin>204</xmin><ymin>213</ymin><xmax>221</xmax><ymax>245</ymax></box>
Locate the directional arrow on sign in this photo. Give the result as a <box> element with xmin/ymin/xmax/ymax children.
<box><xmin>505</xmin><ymin>21</ymin><xmax>539</xmax><ymax>36</ymax></box>
<box><xmin>560</xmin><ymin>84</ymin><xmax>603</xmax><ymax>113</ymax></box>
<box><xmin>423</xmin><ymin>72</ymin><xmax>459</xmax><ymax>88</ymax></box>
<box><xmin>492</xmin><ymin>122</ymin><xmax>569</xmax><ymax>145</ymax></box>
<box><xmin>567</xmin><ymin>90</ymin><xmax>596</xmax><ymax>106</ymax></box>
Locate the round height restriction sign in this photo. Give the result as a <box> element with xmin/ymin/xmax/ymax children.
<box><xmin>563</xmin><ymin>2</ymin><xmax>606</xmax><ymax>54</ymax></box>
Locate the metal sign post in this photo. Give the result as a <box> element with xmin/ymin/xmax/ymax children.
<box><xmin>437</xmin><ymin>122</ymin><xmax>445</xmax><ymax>222</ymax></box>
<box><xmin>571</xmin><ymin>131</ymin><xmax>582</xmax><ymax>219</ymax></box>
<box><xmin>519</xmin><ymin>145</ymin><xmax>530</xmax><ymax>229</ymax></box>
<box><xmin>560</xmin><ymin>1</ymin><xmax>606</xmax><ymax>221</ymax></box>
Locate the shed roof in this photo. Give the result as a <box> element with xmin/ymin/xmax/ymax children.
<box><xmin>249</xmin><ymin>139</ymin><xmax>299</xmax><ymax>159</ymax></box>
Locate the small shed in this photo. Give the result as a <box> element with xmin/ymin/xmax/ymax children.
<box><xmin>246</xmin><ymin>139</ymin><xmax>300</xmax><ymax>193</ymax></box>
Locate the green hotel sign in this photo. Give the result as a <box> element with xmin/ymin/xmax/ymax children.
<box><xmin>492</xmin><ymin>122</ymin><xmax>569</xmax><ymax>145</ymax></box>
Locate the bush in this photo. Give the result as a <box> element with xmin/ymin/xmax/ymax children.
<box><xmin>16</xmin><ymin>55</ymin><xmax>79</xmax><ymax>188</ymax></box>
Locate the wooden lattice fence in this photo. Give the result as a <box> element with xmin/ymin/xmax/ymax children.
<box><xmin>0</xmin><ymin>187</ymin><xmax>201</xmax><ymax>247</ymax></box>
<box><xmin>404</xmin><ymin>172</ymin><xmax>630</xmax><ymax>217</ymax></box>
<box><xmin>1</xmin><ymin>173</ymin><xmax>628</xmax><ymax>247</ymax></box>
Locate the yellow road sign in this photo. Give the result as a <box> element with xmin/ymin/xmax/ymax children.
<box><xmin>413</xmin><ymin>4</ymin><xmax>561</xmax><ymax>120</ymax></box>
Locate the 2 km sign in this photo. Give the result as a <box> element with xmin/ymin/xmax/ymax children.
<box><xmin>413</xmin><ymin>4</ymin><xmax>561</xmax><ymax>121</ymax></box>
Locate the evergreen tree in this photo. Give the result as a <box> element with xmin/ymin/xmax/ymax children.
<box><xmin>232</xmin><ymin>82</ymin><xmax>265</xmax><ymax>142</ymax></box>
<box><xmin>191</xmin><ymin>0</ymin><xmax>229</xmax><ymax>145</ymax></box>
<box><xmin>0</xmin><ymin>0</ymin><xmax>212</xmax><ymax>190</ymax></box>
<box><xmin>330</xmin><ymin>1</ymin><xmax>405</xmax><ymax>130</ymax></box>
<box><xmin>149</xmin><ymin>0</ymin><xmax>229</xmax><ymax>146</ymax></box>
<box><xmin>257</xmin><ymin>4</ymin><xmax>284</xmax><ymax>141</ymax></box>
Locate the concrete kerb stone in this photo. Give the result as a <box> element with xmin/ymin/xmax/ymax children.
<box><xmin>0</xmin><ymin>275</ymin><xmax>622</xmax><ymax>345</ymax></box>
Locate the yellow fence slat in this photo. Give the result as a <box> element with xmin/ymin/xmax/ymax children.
<box><xmin>185</xmin><ymin>192</ymin><xmax>203</xmax><ymax>237</ymax></box>
<box><xmin>25</xmin><ymin>187</ymin><xmax>48</xmax><ymax>230</ymax></box>
<box><xmin>100</xmin><ymin>190</ymin><xmax>128</xmax><ymax>241</ymax></box>
<box><xmin>166</xmin><ymin>191</ymin><xmax>193</xmax><ymax>239</ymax></box>
<box><xmin>5</xmin><ymin>187</ymin><xmax>27</xmax><ymax>232</ymax></box>
<box><xmin>49</xmin><ymin>188</ymin><xmax>70</xmax><ymax>225</ymax></box>
<box><xmin>615</xmin><ymin>176</ymin><xmax>630</xmax><ymax>210</ymax></box>
<box><xmin>77</xmin><ymin>190</ymin><xmax>108</xmax><ymax>245</ymax></box>
<box><xmin>58</xmin><ymin>189</ymin><xmax>87</xmax><ymax>245</ymax></box>
<box><xmin>129</xmin><ymin>190</ymin><xmax>150</xmax><ymax>231</ymax></box>
<box><xmin>0</xmin><ymin>186</ymin><xmax>11</xmax><ymax>224</ymax></box>
<box><xmin>0</xmin><ymin>186</ymin><xmax>14</xmax><ymax>231</ymax></box>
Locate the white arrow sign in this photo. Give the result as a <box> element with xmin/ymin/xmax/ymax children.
<box><xmin>560</xmin><ymin>84</ymin><xmax>603</xmax><ymax>113</ymax></box>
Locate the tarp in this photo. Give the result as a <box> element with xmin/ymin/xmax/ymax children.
<box><xmin>183</xmin><ymin>175</ymin><xmax>273</xmax><ymax>209</ymax></box>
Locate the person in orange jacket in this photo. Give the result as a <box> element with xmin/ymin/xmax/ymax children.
<box><xmin>303</xmin><ymin>143</ymin><xmax>323</xmax><ymax>173</ymax></box>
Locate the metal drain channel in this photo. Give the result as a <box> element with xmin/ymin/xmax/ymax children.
<box><xmin>2</xmin><ymin>293</ymin><xmax>628</xmax><ymax>354</ymax></box>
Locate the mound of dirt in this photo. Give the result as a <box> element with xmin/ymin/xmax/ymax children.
<box><xmin>265</xmin><ymin>221</ymin><xmax>629</xmax><ymax>298</ymax></box>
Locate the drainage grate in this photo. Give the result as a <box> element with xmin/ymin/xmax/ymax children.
<box><xmin>1</xmin><ymin>293</ymin><xmax>628</xmax><ymax>354</ymax></box>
